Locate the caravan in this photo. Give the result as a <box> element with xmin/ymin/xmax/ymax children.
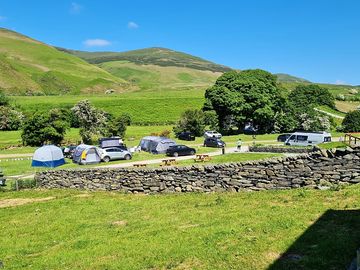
<box><xmin>285</xmin><ymin>131</ymin><xmax>332</xmax><ymax>146</ymax></box>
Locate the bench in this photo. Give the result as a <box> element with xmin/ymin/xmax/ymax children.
<box><xmin>194</xmin><ymin>154</ymin><xmax>211</xmax><ymax>162</ymax></box>
<box><xmin>161</xmin><ymin>159</ymin><xmax>177</xmax><ymax>166</ymax></box>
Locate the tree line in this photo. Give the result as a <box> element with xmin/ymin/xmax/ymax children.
<box><xmin>174</xmin><ymin>69</ymin><xmax>360</xmax><ymax>136</ymax></box>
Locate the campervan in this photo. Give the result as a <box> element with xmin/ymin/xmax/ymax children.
<box><xmin>285</xmin><ymin>131</ymin><xmax>332</xmax><ymax>146</ymax></box>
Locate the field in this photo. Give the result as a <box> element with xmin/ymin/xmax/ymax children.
<box><xmin>335</xmin><ymin>101</ymin><xmax>360</xmax><ymax>113</ymax></box>
<box><xmin>1</xmin><ymin>186</ymin><xmax>359</xmax><ymax>269</ymax></box>
<box><xmin>10</xmin><ymin>89</ymin><xmax>205</xmax><ymax>125</ymax></box>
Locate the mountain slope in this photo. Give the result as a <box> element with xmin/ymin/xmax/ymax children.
<box><xmin>0</xmin><ymin>28</ymin><xmax>127</xmax><ymax>95</ymax></box>
<box><xmin>275</xmin><ymin>73</ymin><xmax>311</xmax><ymax>83</ymax></box>
<box><xmin>58</xmin><ymin>47</ymin><xmax>232</xmax><ymax>73</ymax></box>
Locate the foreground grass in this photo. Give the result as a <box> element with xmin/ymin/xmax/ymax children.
<box><xmin>0</xmin><ymin>186</ymin><xmax>359</xmax><ymax>269</ymax></box>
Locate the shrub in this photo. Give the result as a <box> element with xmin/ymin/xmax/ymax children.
<box><xmin>0</xmin><ymin>89</ymin><xmax>9</xmax><ymax>106</ymax></box>
<box><xmin>159</xmin><ymin>130</ymin><xmax>171</xmax><ymax>138</ymax></box>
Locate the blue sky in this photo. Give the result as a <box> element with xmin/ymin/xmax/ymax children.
<box><xmin>0</xmin><ymin>0</ymin><xmax>359</xmax><ymax>85</ymax></box>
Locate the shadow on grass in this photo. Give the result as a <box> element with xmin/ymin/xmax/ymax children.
<box><xmin>267</xmin><ymin>209</ymin><xmax>360</xmax><ymax>270</ymax></box>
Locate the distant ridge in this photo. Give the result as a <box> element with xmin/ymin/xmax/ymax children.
<box><xmin>57</xmin><ymin>47</ymin><xmax>232</xmax><ymax>73</ymax></box>
<box><xmin>275</xmin><ymin>73</ymin><xmax>311</xmax><ymax>83</ymax></box>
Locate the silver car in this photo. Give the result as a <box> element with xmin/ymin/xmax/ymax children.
<box><xmin>101</xmin><ymin>147</ymin><xmax>132</xmax><ymax>162</ymax></box>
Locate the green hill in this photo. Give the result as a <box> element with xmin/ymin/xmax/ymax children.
<box><xmin>0</xmin><ymin>28</ymin><xmax>127</xmax><ymax>95</ymax></box>
<box><xmin>58</xmin><ymin>47</ymin><xmax>232</xmax><ymax>73</ymax></box>
<box><xmin>57</xmin><ymin>47</ymin><xmax>230</xmax><ymax>91</ymax></box>
<box><xmin>275</xmin><ymin>73</ymin><xmax>311</xmax><ymax>83</ymax></box>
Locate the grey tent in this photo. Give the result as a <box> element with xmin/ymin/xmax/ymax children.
<box><xmin>139</xmin><ymin>136</ymin><xmax>176</xmax><ymax>154</ymax></box>
<box><xmin>72</xmin><ymin>144</ymin><xmax>102</xmax><ymax>165</ymax></box>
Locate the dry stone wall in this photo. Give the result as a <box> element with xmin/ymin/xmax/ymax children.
<box><xmin>35</xmin><ymin>147</ymin><xmax>360</xmax><ymax>193</ymax></box>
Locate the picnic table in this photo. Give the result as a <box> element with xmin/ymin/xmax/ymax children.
<box><xmin>194</xmin><ymin>154</ymin><xmax>211</xmax><ymax>162</ymax></box>
<box><xmin>133</xmin><ymin>163</ymin><xmax>147</xmax><ymax>168</ymax></box>
<box><xmin>161</xmin><ymin>159</ymin><xmax>177</xmax><ymax>166</ymax></box>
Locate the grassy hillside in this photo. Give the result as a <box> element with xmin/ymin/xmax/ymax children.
<box><xmin>0</xmin><ymin>28</ymin><xmax>127</xmax><ymax>95</ymax></box>
<box><xmin>97</xmin><ymin>61</ymin><xmax>220</xmax><ymax>90</ymax></box>
<box><xmin>58</xmin><ymin>47</ymin><xmax>232</xmax><ymax>73</ymax></box>
<box><xmin>1</xmin><ymin>186</ymin><xmax>359</xmax><ymax>269</ymax></box>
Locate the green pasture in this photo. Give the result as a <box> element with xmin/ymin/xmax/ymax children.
<box><xmin>1</xmin><ymin>186</ymin><xmax>359</xmax><ymax>269</ymax></box>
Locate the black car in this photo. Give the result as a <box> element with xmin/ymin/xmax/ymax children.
<box><xmin>277</xmin><ymin>133</ymin><xmax>291</xmax><ymax>142</ymax></box>
<box><xmin>203</xmin><ymin>137</ymin><xmax>226</xmax><ymax>148</ymax></box>
<box><xmin>166</xmin><ymin>145</ymin><xmax>196</xmax><ymax>157</ymax></box>
<box><xmin>176</xmin><ymin>131</ymin><xmax>195</xmax><ymax>141</ymax></box>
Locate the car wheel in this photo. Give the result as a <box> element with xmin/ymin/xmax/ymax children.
<box><xmin>190</xmin><ymin>150</ymin><xmax>195</xmax><ymax>155</ymax></box>
<box><xmin>124</xmin><ymin>154</ymin><xmax>131</xmax><ymax>160</ymax></box>
<box><xmin>103</xmin><ymin>156</ymin><xmax>110</xmax><ymax>163</ymax></box>
<box><xmin>173</xmin><ymin>152</ymin><xmax>179</xmax><ymax>157</ymax></box>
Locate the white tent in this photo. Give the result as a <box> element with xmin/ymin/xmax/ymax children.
<box><xmin>32</xmin><ymin>145</ymin><xmax>65</xmax><ymax>168</ymax></box>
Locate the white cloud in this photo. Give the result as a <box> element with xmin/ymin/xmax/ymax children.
<box><xmin>83</xmin><ymin>39</ymin><xmax>111</xmax><ymax>47</ymax></box>
<box><xmin>70</xmin><ymin>2</ymin><xmax>82</xmax><ymax>14</ymax></box>
<box><xmin>335</xmin><ymin>79</ymin><xmax>346</xmax><ymax>85</ymax></box>
<box><xmin>127</xmin><ymin>21</ymin><xmax>139</xmax><ymax>29</ymax></box>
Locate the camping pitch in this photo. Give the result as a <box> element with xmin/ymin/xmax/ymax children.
<box><xmin>32</xmin><ymin>145</ymin><xmax>65</xmax><ymax>168</ymax></box>
<box><xmin>72</xmin><ymin>144</ymin><xmax>102</xmax><ymax>165</ymax></box>
<box><xmin>140</xmin><ymin>136</ymin><xmax>176</xmax><ymax>154</ymax></box>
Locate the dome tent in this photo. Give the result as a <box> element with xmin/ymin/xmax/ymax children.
<box><xmin>72</xmin><ymin>144</ymin><xmax>102</xmax><ymax>165</ymax></box>
<box><xmin>32</xmin><ymin>145</ymin><xmax>65</xmax><ymax>168</ymax></box>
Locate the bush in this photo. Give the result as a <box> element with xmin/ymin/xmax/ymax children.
<box><xmin>159</xmin><ymin>130</ymin><xmax>171</xmax><ymax>138</ymax></box>
<box><xmin>342</xmin><ymin>110</ymin><xmax>360</xmax><ymax>132</ymax></box>
<box><xmin>0</xmin><ymin>106</ymin><xmax>24</xmax><ymax>130</ymax></box>
<box><xmin>11</xmin><ymin>179</ymin><xmax>37</xmax><ymax>190</ymax></box>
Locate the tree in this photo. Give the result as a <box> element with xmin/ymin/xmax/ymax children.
<box><xmin>204</xmin><ymin>110</ymin><xmax>219</xmax><ymax>131</ymax></box>
<box><xmin>296</xmin><ymin>111</ymin><xmax>331</xmax><ymax>131</ymax></box>
<box><xmin>173</xmin><ymin>109</ymin><xmax>206</xmax><ymax>137</ymax></box>
<box><xmin>71</xmin><ymin>100</ymin><xmax>108</xmax><ymax>144</ymax></box>
<box><xmin>289</xmin><ymin>84</ymin><xmax>335</xmax><ymax>109</ymax></box>
<box><xmin>342</xmin><ymin>110</ymin><xmax>360</xmax><ymax>132</ymax></box>
<box><xmin>0</xmin><ymin>106</ymin><xmax>24</xmax><ymax>131</ymax></box>
<box><xmin>204</xmin><ymin>69</ymin><xmax>286</xmax><ymax>133</ymax></box>
<box><xmin>21</xmin><ymin>111</ymin><xmax>68</xmax><ymax>146</ymax></box>
<box><xmin>0</xmin><ymin>90</ymin><xmax>9</xmax><ymax>106</ymax></box>
<box><xmin>106</xmin><ymin>115</ymin><xmax>127</xmax><ymax>138</ymax></box>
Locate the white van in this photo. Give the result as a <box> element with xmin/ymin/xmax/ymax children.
<box><xmin>285</xmin><ymin>131</ymin><xmax>332</xmax><ymax>146</ymax></box>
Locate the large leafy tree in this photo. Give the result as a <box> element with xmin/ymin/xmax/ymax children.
<box><xmin>289</xmin><ymin>84</ymin><xmax>335</xmax><ymax>109</ymax></box>
<box><xmin>204</xmin><ymin>69</ymin><xmax>287</xmax><ymax>133</ymax></box>
<box><xmin>342</xmin><ymin>110</ymin><xmax>360</xmax><ymax>132</ymax></box>
<box><xmin>21</xmin><ymin>111</ymin><xmax>69</xmax><ymax>146</ymax></box>
<box><xmin>71</xmin><ymin>100</ymin><xmax>108</xmax><ymax>144</ymax></box>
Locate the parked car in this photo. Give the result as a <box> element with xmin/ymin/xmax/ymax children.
<box><xmin>166</xmin><ymin>145</ymin><xmax>196</xmax><ymax>157</ymax></box>
<box><xmin>204</xmin><ymin>130</ymin><xmax>222</xmax><ymax>138</ymax></box>
<box><xmin>102</xmin><ymin>144</ymin><xmax>128</xmax><ymax>151</ymax></box>
<box><xmin>100</xmin><ymin>147</ymin><xmax>132</xmax><ymax>162</ymax></box>
<box><xmin>277</xmin><ymin>133</ymin><xmax>291</xmax><ymax>142</ymax></box>
<box><xmin>203</xmin><ymin>137</ymin><xmax>226</xmax><ymax>148</ymax></box>
<box><xmin>176</xmin><ymin>131</ymin><xmax>195</xmax><ymax>141</ymax></box>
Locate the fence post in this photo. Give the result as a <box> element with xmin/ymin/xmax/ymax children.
<box><xmin>15</xmin><ymin>180</ymin><xmax>19</xmax><ymax>191</ymax></box>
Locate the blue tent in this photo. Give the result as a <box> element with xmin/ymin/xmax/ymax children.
<box><xmin>32</xmin><ymin>145</ymin><xmax>65</xmax><ymax>168</ymax></box>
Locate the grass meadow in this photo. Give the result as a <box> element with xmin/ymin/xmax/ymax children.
<box><xmin>0</xmin><ymin>186</ymin><xmax>359</xmax><ymax>269</ymax></box>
